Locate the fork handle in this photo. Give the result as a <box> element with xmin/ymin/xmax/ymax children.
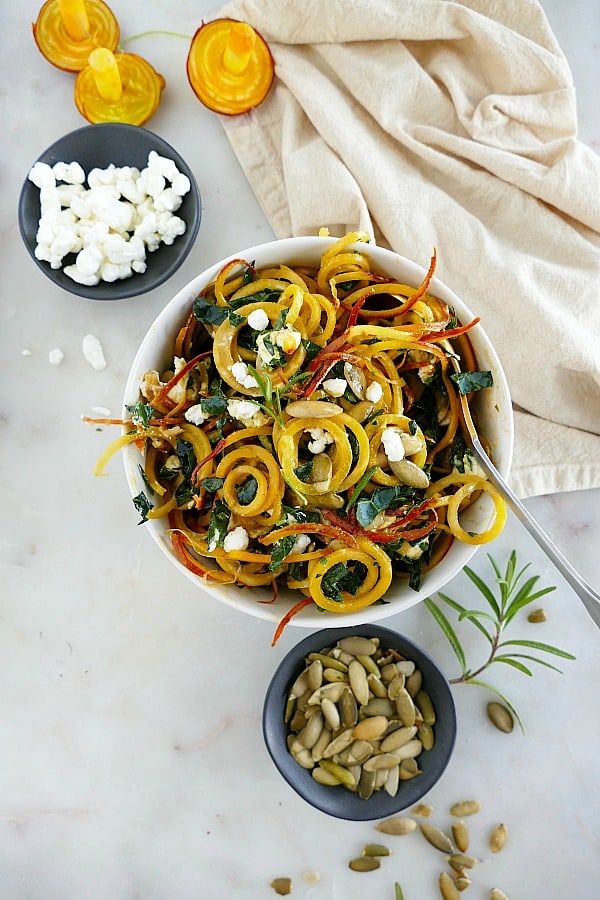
<box><xmin>471</xmin><ymin>439</ymin><xmax>600</xmax><ymax>627</ymax></box>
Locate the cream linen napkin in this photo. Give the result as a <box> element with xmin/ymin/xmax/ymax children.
<box><xmin>217</xmin><ymin>0</ymin><xmax>600</xmax><ymax>498</ymax></box>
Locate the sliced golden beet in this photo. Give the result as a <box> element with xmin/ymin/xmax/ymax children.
<box><xmin>32</xmin><ymin>0</ymin><xmax>119</xmax><ymax>72</ymax></box>
<box><xmin>75</xmin><ymin>50</ymin><xmax>165</xmax><ymax>125</ymax></box>
<box><xmin>187</xmin><ymin>18</ymin><xmax>274</xmax><ymax>116</ymax></box>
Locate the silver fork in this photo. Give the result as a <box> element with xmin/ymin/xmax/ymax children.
<box><xmin>451</xmin><ymin>359</ymin><xmax>600</xmax><ymax>628</ymax></box>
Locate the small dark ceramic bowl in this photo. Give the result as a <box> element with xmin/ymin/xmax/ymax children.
<box><xmin>263</xmin><ymin>624</ymin><xmax>457</xmax><ymax>821</ymax></box>
<box><xmin>18</xmin><ymin>123</ymin><xmax>201</xmax><ymax>300</ymax></box>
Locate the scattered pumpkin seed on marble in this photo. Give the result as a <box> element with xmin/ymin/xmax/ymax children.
<box><xmin>490</xmin><ymin>890</ymin><xmax>509</xmax><ymax>900</ymax></box>
<box><xmin>489</xmin><ymin>822</ymin><xmax>508</xmax><ymax>853</ymax></box>
<box><xmin>375</xmin><ymin>816</ymin><xmax>417</xmax><ymax>835</ymax></box>
<box><xmin>348</xmin><ymin>856</ymin><xmax>380</xmax><ymax>872</ymax></box>
<box><xmin>450</xmin><ymin>800</ymin><xmax>481</xmax><ymax>817</ymax></box>
<box><xmin>451</xmin><ymin>820</ymin><xmax>469</xmax><ymax>852</ymax></box>
<box><xmin>527</xmin><ymin>607</ymin><xmax>547</xmax><ymax>623</ymax></box>
<box><xmin>439</xmin><ymin>870</ymin><xmax>461</xmax><ymax>900</ymax></box>
<box><xmin>362</xmin><ymin>842</ymin><xmax>390</xmax><ymax>857</ymax></box>
<box><xmin>412</xmin><ymin>803</ymin><xmax>434</xmax><ymax>817</ymax></box>
<box><xmin>486</xmin><ymin>701</ymin><xmax>514</xmax><ymax>733</ymax></box>
<box><xmin>420</xmin><ymin>822</ymin><xmax>454</xmax><ymax>853</ymax></box>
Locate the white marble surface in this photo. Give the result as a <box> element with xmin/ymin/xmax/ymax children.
<box><xmin>1</xmin><ymin>2</ymin><xmax>599</xmax><ymax>898</ymax></box>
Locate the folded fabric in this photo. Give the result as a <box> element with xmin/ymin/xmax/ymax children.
<box><xmin>218</xmin><ymin>0</ymin><xmax>600</xmax><ymax>498</ymax></box>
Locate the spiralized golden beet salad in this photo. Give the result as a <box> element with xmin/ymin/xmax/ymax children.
<box><xmin>89</xmin><ymin>232</ymin><xmax>506</xmax><ymax>633</ymax></box>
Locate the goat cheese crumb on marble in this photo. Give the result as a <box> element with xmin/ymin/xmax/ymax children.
<box><xmin>48</xmin><ymin>347</ymin><xmax>64</xmax><ymax>366</ymax></box>
<box><xmin>82</xmin><ymin>333</ymin><xmax>107</xmax><ymax>371</ymax></box>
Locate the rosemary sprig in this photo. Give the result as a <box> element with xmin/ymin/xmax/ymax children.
<box><xmin>424</xmin><ymin>550</ymin><xmax>575</xmax><ymax>731</ymax></box>
<box><xmin>247</xmin><ymin>365</ymin><xmax>285</xmax><ymax>428</ymax></box>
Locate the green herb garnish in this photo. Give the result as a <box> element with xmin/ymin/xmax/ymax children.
<box><xmin>425</xmin><ymin>551</ymin><xmax>575</xmax><ymax>730</ymax></box>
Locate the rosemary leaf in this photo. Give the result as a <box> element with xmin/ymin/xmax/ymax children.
<box><xmin>423</xmin><ymin>597</ymin><xmax>467</xmax><ymax>674</ymax></box>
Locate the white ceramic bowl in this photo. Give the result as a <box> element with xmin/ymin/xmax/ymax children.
<box><xmin>122</xmin><ymin>236</ymin><xmax>513</xmax><ymax>628</ymax></box>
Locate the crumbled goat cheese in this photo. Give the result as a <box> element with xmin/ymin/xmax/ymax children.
<box><xmin>291</xmin><ymin>534</ymin><xmax>312</xmax><ymax>554</ymax></box>
<box><xmin>28</xmin><ymin>152</ymin><xmax>190</xmax><ymax>285</ymax></box>
<box><xmin>223</xmin><ymin>526</ymin><xmax>250</xmax><ymax>553</ymax></box>
<box><xmin>48</xmin><ymin>347</ymin><xmax>64</xmax><ymax>366</ymax></box>
<box><xmin>231</xmin><ymin>360</ymin><xmax>259</xmax><ymax>389</ymax></box>
<box><xmin>365</xmin><ymin>380</ymin><xmax>383</xmax><ymax>402</ymax></box>
<box><xmin>381</xmin><ymin>427</ymin><xmax>405</xmax><ymax>462</ymax></box>
<box><xmin>92</xmin><ymin>405</ymin><xmax>112</xmax><ymax>417</ymax></box>
<box><xmin>247</xmin><ymin>308</ymin><xmax>270</xmax><ymax>331</ymax></box>
<box><xmin>184</xmin><ymin>404</ymin><xmax>206</xmax><ymax>426</ymax></box>
<box><xmin>322</xmin><ymin>378</ymin><xmax>347</xmax><ymax>397</ymax></box>
<box><xmin>21</xmin><ymin>348</ymin><xmax>32</xmax><ymax>357</ymax></box>
<box><xmin>82</xmin><ymin>333</ymin><xmax>107</xmax><ymax>371</ymax></box>
<box><xmin>307</xmin><ymin>427</ymin><xmax>334</xmax><ymax>454</ymax></box>
<box><xmin>227</xmin><ymin>399</ymin><xmax>268</xmax><ymax>426</ymax></box>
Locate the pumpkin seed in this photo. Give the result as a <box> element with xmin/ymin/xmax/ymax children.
<box><xmin>307</xmin><ymin>652</ymin><xmax>348</xmax><ymax>672</ymax></box>
<box><xmin>323</xmin><ymin>728</ymin><xmax>355</xmax><ymax>757</ymax></box>
<box><xmin>358</xmin><ymin>766</ymin><xmax>376</xmax><ymax>800</ymax></box>
<box><xmin>420</xmin><ymin>823</ymin><xmax>454</xmax><ymax>853</ymax></box>
<box><xmin>439</xmin><ymin>871</ymin><xmax>461</xmax><ymax>900</ymax></box>
<box><xmin>385</xmin><ymin>763</ymin><xmax>400</xmax><ymax>796</ymax></box>
<box><xmin>416</xmin><ymin>689</ymin><xmax>436</xmax><ymax>725</ymax></box>
<box><xmin>527</xmin><ymin>607</ymin><xmax>547</xmax><ymax>623</ymax></box>
<box><xmin>489</xmin><ymin>890</ymin><xmax>509</xmax><ymax>900</ymax></box>
<box><xmin>412</xmin><ymin>803</ymin><xmax>434</xmax><ymax>817</ymax></box>
<box><xmin>270</xmin><ymin>876</ymin><xmax>292</xmax><ymax>895</ymax></box>
<box><xmin>387</xmin><ymin>673</ymin><xmax>406</xmax><ymax>701</ymax></box>
<box><xmin>398</xmin><ymin>758</ymin><xmax>421</xmax><ymax>780</ymax></box>
<box><xmin>348</xmin><ymin>856</ymin><xmax>380</xmax><ymax>872</ymax></box>
<box><xmin>364</xmin><ymin>752</ymin><xmax>404</xmax><ymax>772</ymax></box>
<box><xmin>487</xmin><ymin>701</ymin><xmax>514</xmax><ymax>733</ymax></box>
<box><xmin>288</xmin><ymin>671</ymin><xmax>309</xmax><ymax>700</ymax></box>
<box><xmin>362</xmin><ymin>697</ymin><xmax>395</xmax><ymax>718</ymax></box>
<box><xmin>452</xmin><ymin>821</ymin><xmax>469</xmax><ymax>852</ymax></box>
<box><xmin>291</xmin><ymin>746</ymin><xmax>315</xmax><ymax>769</ymax></box>
<box><xmin>395</xmin><ymin>688</ymin><xmax>416</xmax><ymax>727</ymax></box>
<box><xmin>362</xmin><ymin>843</ymin><xmax>391</xmax><ymax>857</ymax></box>
<box><xmin>450</xmin><ymin>800</ymin><xmax>481</xmax><ymax>817</ymax></box>
<box><xmin>352</xmin><ymin>715</ymin><xmax>389</xmax><ymax>741</ymax></box>
<box><xmin>392</xmin><ymin>738</ymin><xmax>423</xmax><ymax>761</ymax></box>
<box><xmin>489</xmin><ymin>822</ymin><xmax>508</xmax><ymax>853</ymax></box>
<box><xmin>319</xmin><ymin>759</ymin><xmax>356</xmax><ymax>786</ymax></box>
<box><xmin>348</xmin><ymin>658</ymin><xmax>370</xmax><ymax>705</ymax></box>
<box><xmin>286</xmin><ymin>399</ymin><xmax>343</xmax><ymax>417</ymax></box>
<box><xmin>357</xmin><ymin>653</ymin><xmax>381</xmax><ymax>676</ymax></box>
<box><xmin>339</xmin><ymin>687</ymin><xmax>358</xmax><ymax>727</ymax></box>
<box><xmin>299</xmin><ymin>710</ymin><xmax>324</xmax><ymax>750</ymax></box>
<box><xmin>448</xmin><ymin>853</ymin><xmax>477</xmax><ymax>871</ymax></box>
<box><xmin>367</xmin><ymin>673</ymin><xmax>388</xmax><ymax>698</ymax></box>
<box><xmin>311</xmin><ymin>726</ymin><xmax>332</xmax><ymax>762</ymax></box>
<box><xmin>381</xmin><ymin>725</ymin><xmax>418</xmax><ymax>753</ymax></box>
<box><xmin>323</xmin><ymin>667</ymin><xmax>348</xmax><ymax>683</ymax></box>
<box><xmin>454</xmin><ymin>874</ymin><xmax>472</xmax><ymax>892</ymax></box>
<box><xmin>405</xmin><ymin>668</ymin><xmax>423</xmax><ymax>697</ymax></box>
<box><xmin>308</xmin><ymin>682</ymin><xmax>346</xmax><ymax>705</ymax></box>
<box><xmin>306</xmin><ymin>659</ymin><xmax>323</xmax><ymax>691</ymax></box>
<box><xmin>375</xmin><ymin>816</ymin><xmax>417</xmax><ymax>835</ymax></box>
<box><xmin>417</xmin><ymin>722</ymin><xmax>435</xmax><ymax>751</ymax></box>
<box><xmin>320</xmin><ymin>697</ymin><xmax>340</xmax><ymax>731</ymax></box>
<box><xmin>338</xmin><ymin>635</ymin><xmax>378</xmax><ymax>656</ymax></box>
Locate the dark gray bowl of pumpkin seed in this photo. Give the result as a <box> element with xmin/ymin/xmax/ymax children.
<box><xmin>262</xmin><ymin>624</ymin><xmax>457</xmax><ymax>820</ymax></box>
